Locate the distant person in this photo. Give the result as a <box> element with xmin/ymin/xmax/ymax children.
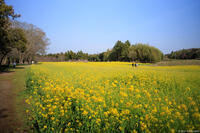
<box><xmin>132</xmin><ymin>62</ymin><xmax>135</xmax><ymax>68</ymax></box>
<box><xmin>13</xmin><ymin>62</ymin><xmax>16</xmax><ymax>68</ymax></box>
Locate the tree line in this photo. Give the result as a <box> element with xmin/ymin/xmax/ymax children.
<box><xmin>166</xmin><ymin>48</ymin><xmax>200</xmax><ymax>60</ymax></box>
<box><xmin>37</xmin><ymin>40</ymin><xmax>164</xmax><ymax>63</ymax></box>
<box><xmin>0</xmin><ymin>0</ymin><xmax>49</xmax><ymax>67</ymax></box>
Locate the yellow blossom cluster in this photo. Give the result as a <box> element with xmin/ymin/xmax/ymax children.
<box><xmin>25</xmin><ymin>62</ymin><xmax>200</xmax><ymax>132</ymax></box>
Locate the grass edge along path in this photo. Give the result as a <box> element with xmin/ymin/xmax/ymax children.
<box><xmin>12</xmin><ymin>66</ymin><xmax>32</xmax><ymax>132</ymax></box>
<box><xmin>0</xmin><ymin>65</ymin><xmax>32</xmax><ymax>133</ymax></box>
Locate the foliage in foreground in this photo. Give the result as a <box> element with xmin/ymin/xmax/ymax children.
<box><xmin>25</xmin><ymin>62</ymin><xmax>200</xmax><ymax>132</ymax></box>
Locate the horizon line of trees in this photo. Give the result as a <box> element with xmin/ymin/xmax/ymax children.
<box><xmin>0</xmin><ymin>0</ymin><xmax>49</xmax><ymax>68</ymax></box>
<box><xmin>166</xmin><ymin>48</ymin><xmax>200</xmax><ymax>60</ymax></box>
<box><xmin>37</xmin><ymin>40</ymin><xmax>164</xmax><ymax>63</ymax></box>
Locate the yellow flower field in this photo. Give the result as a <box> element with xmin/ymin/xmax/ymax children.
<box><xmin>25</xmin><ymin>62</ymin><xmax>200</xmax><ymax>133</ymax></box>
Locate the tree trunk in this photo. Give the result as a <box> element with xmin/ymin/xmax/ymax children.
<box><xmin>7</xmin><ymin>57</ymin><xmax>11</xmax><ymax>67</ymax></box>
<box><xmin>28</xmin><ymin>56</ymin><xmax>32</xmax><ymax>64</ymax></box>
<box><xmin>19</xmin><ymin>53</ymin><xmax>24</xmax><ymax>64</ymax></box>
<box><xmin>18</xmin><ymin>51</ymin><xmax>23</xmax><ymax>64</ymax></box>
<box><xmin>0</xmin><ymin>53</ymin><xmax>7</xmax><ymax>66</ymax></box>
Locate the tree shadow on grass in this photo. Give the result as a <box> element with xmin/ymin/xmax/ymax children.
<box><xmin>14</xmin><ymin>66</ymin><xmax>25</xmax><ymax>69</ymax></box>
<box><xmin>34</xmin><ymin>62</ymin><xmax>42</xmax><ymax>65</ymax></box>
<box><xmin>0</xmin><ymin>71</ymin><xmax>14</xmax><ymax>74</ymax></box>
<box><xmin>0</xmin><ymin>65</ymin><xmax>25</xmax><ymax>74</ymax></box>
<box><xmin>0</xmin><ymin>109</ymin><xmax>8</xmax><ymax>119</ymax></box>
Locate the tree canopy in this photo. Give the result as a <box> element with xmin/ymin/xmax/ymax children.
<box><xmin>128</xmin><ymin>43</ymin><xmax>163</xmax><ymax>63</ymax></box>
<box><xmin>0</xmin><ymin>0</ymin><xmax>49</xmax><ymax>66</ymax></box>
<box><xmin>0</xmin><ymin>0</ymin><xmax>20</xmax><ymax>65</ymax></box>
<box><xmin>37</xmin><ymin>40</ymin><xmax>164</xmax><ymax>63</ymax></box>
<box><xmin>167</xmin><ymin>48</ymin><xmax>200</xmax><ymax>59</ymax></box>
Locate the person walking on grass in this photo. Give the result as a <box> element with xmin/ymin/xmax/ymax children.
<box><xmin>13</xmin><ymin>62</ymin><xmax>16</xmax><ymax>68</ymax></box>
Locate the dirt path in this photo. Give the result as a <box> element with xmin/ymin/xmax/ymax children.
<box><xmin>0</xmin><ymin>71</ymin><xmax>26</xmax><ymax>133</ymax></box>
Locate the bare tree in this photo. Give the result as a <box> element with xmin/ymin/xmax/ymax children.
<box><xmin>12</xmin><ymin>21</ymin><xmax>49</xmax><ymax>63</ymax></box>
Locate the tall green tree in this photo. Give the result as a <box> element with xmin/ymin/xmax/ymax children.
<box><xmin>128</xmin><ymin>45</ymin><xmax>137</xmax><ymax>61</ymax></box>
<box><xmin>0</xmin><ymin>0</ymin><xmax>20</xmax><ymax>65</ymax></box>
<box><xmin>109</xmin><ymin>40</ymin><xmax>124</xmax><ymax>61</ymax></box>
<box><xmin>128</xmin><ymin>43</ymin><xmax>163</xmax><ymax>62</ymax></box>
<box><xmin>109</xmin><ymin>40</ymin><xmax>131</xmax><ymax>61</ymax></box>
<box><xmin>8</xmin><ymin>27</ymin><xmax>27</xmax><ymax>63</ymax></box>
<box><xmin>103</xmin><ymin>49</ymin><xmax>112</xmax><ymax>61</ymax></box>
<box><xmin>65</xmin><ymin>50</ymin><xmax>76</xmax><ymax>60</ymax></box>
<box><xmin>121</xmin><ymin>40</ymin><xmax>131</xmax><ymax>61</ymax></box>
